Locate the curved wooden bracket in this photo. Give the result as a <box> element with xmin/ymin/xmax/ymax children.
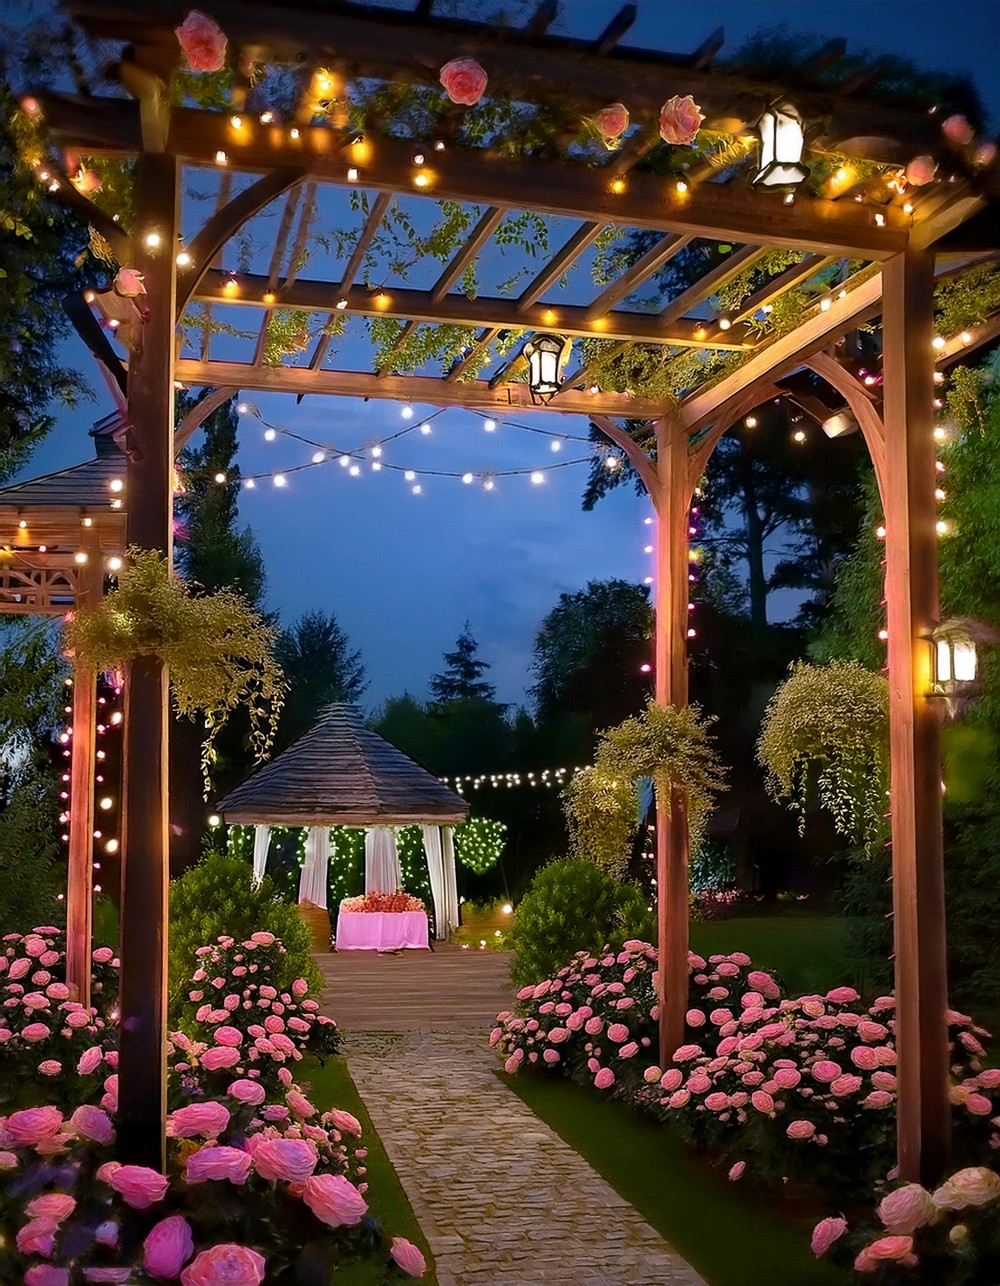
<box><xmin>53</xmin><ymin>171</ymin><xmax>134</xmax><ymax>263</ymax></box>
<box><xmin>176</xmin><ymin>168</ymin><xmax>308</xmax><ymax>316</ymax></box>
<box><xmin>589</xmin><ymin>414</ymin><xmax>661</xmax><ymax>507</ymax></box>
<box><xmin>806</xmin><ymin>350</ymin><xmax>887</xmax><ymax>494</ymax></box>
<box><xmin>686</xmin><ymin>385</ymin><xmax>784</xmax><ymax>488</ymax></box>
<box><xmin>174</xmin><ymin>386</ymin><xmax>237</xmax><ymax>455</ymax></box>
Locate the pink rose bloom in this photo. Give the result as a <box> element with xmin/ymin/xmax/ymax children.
<box><xmin>673</xmin><ymin>1044</ymin><xmax>702</xmax><ymax>1061</ymax></box>
<box><xmin>607</xmin><ymin>1023</ymin><xmax>629</xmax><ymax>1044</ymax></box>
<box><xmin>71</xmin><ymin>1105</ymin><xmax>114</xmax><ymax>1145</ymax></box>
<box><xmin>251</xmin><ymin>1136</ymin><xmax>318</xmax><ymax>1183</ymax></box>
<box><xmin>584</xmin><ymin>1017</ymin><xmax>603</xmax><ymax>1036</ymax></box>
<box><xmin>39</xmin><ymin>1060</ymin><xmax>62</xmax><ymax>1077</ymax></box>
<box><xmin>144</xmin><ymin>1215</ymin><xmax>194</xmax><ymax>1280</ymax></box>
<box><xmin>942</xmin><ymin>114</ymin><xmax>974</xmax><ymax>146</ymax></box>
<box><xmin>66</xmin><ymin>1011</ymin><xmax>91</xmax><ymax>1029</ymax></box>
<box><xmin>862</xmin><ymin>1235</ymin><xmax>914</xmax><ymax>1266</ymax></box>
<box><xmin>688</xmin><ymin>1073</ymin><xmax>712</xmax><ymax>1094</ymax></box>
<box><xmin>751</xmin><ymin>1090</ymin><xmax>775</xmax><ymax>1113</ymax></box>
<box><xmin>23</xmin><ymin>1022</ymin><xmax>51</xmax><ymax>1042</ymax></box>
<box><xmin>660</xmin><ymin>1068</ymin><xmax>683</xmax><ymax>1091</ymax></box>
<box><xmin>26</xmin><ymin>1268</ymin><xmax>69</xmax><ymax>1286</ymax></box>
<box><xmin>169</xmin><ymin>1101</ymin><xmax>230</xmax><ymax>1139</ymax></box>
<box><xmin>811</xmin><ymin>1215</ymin><xmax>847</xmax><ymax>1256</ymax></box>
<box><xmin>503</xmin><ymin>1052</ymin><xmax>522</xmax><ymax>1075</ymax></box>
<box><xmin>286</xmin><ymin>1091</ymin><xmax>315</xmax><ymax>1120</ymax></box>
<box><xmin>214</xmin><ymin>1026</ymin><xmax>243</xmax><ymax>1047</ymax></box>
<box><xmin>877</xmin><ymin>1183</ymin><xmax>937</xmax><ymax>1233</ymax></box>
<box><xmin>826</xmin><ymin>986</ymin><xmax>859</xmax><ymax>1004</ymax></box>
<box><xmin>705</xmin><ymin>1092</ymin><xmax>729</xmax><ymax>1112</ymax></box>
<box><xmin>302</xmin><ymin>1173</ymin><xmax>368</xmax><ymax>1227</ymax></box>
<box><xmin>228</xmin><ymin>1079</ymin><xmax>265</xmax><ymax>1106</ymax></box>
<box><xmin>202</xmin><ymin>1046</ymin><xmax>240</xmax><ymax>1071</ymax></box>
<box><xmin>73</xmin><ymin>169</ymin><xmax>102</xmax><ymax>195</ymax></box>
<box><xmin>668</xmin><ymin>1089</ymin><xmax>690</xmax><ymax>1109</ymax></box>
<box><xmin>26</xmin><ymin>1193</ymin><xmax>75</xmax><ymax>1223</ymax></box>
<box><xmin>330</xmin><ymin>1109</ymin><xmax>362</xmax><ymax>1137</ymax></box>
<box><xmin>643</xmin><ymin>1066</ymin><xmax>663</xmax><ymax>1084</ymax></box>
<box><xmin>905</xmin><ymin>154</ymin><xmax>937</xmax><ymax>186</ymax></box>
<box><xmin>594</xmin><ymin>102</ymin><xmax>629</xmax><ymax>143</ymax></box>
<box><xmin>830</xmin><ymin>1073</ymin><xmax>862</xmax><ymax>1097</ymax></box>
<box><xmin>264</xmin><ymin>1015</ymin><xmax>285</xmax><ymax>1033</ymax></box>
<box><xmin>439</xmin><ymin>57</ymin><xmax>488</xmax><ymax>106</ymax></box>
<box><xmin>390</xmin><ymin>1235</ymin><xmax>426</xmax><ymax>1278</ymax></box>
<box><xmin>83</xmin><ymin>1269</ymin><xmax>132</xmax><ymax>1283</ymax></box>
<box><xmin>728</xmin><ymin>1161</ymin><xmax>745</xmax><ymax>1181</ymax></box>
<box><xmin>109</xmin><ymin>1164</ymin><xmax>169</xmax><ymax>1210</ymax></box>
<box><xmin>932</xmin><ymin>1166</ymin><xmax>1000</xmax><ymax>1209</ymax></box>
<box><xmin>618</xmin><ymin>1041</ymin><xmax>639</xmax><ymax>1059</ymax></box>
<box><xmin>114</xmin><ymin>268</ymin><xmax>146</xmax><ymax>297</ymax></box>
<box><xmin>685</xmin><ymin>1008</ymin><xmax>706</xmax><ymax>1027</ymax></box>
<box><xmin>9</xmin><ymin>956</ymin><xmax>31</xmax><ymax>979</ymax></box>
<box><xmin>811</xmin><ymin>1060</ymin><xmax>841</xmax><ymax>1083</ymax></box>
<box><xmin>181</xmin><ymin>1245</ymin><xmax>265</xmax><ymax>1286</ymax></box>
<box><xmin>594</xmin><ymin>1067</ymin><xmax>615</xmax><ymax>1090</ymax></box>
<box><xmin>659</xmin><ymin>94</ymin><xmax>704</xmax><ymax>145</ymax></box>
<box><xmin>863</xmin><ymin>1090</ymin><xmax>894</xmax><ymax>1109</ymax></box>
<box><xmin>851</xmin><ymin>1045</ymin><xmax>880</xmax><ymax>1071</ymax></box>
<box><xmin>18</xmin><ymin>1217</ymin><xmax>57</xmax><ymax>1256</ymax></box>
<box><xmin>543</xmin><ymin>1048</ymin><xmax>560</xmax><ymax>1064</ymax></box>
<box><xmin>3</xmin><ymin>1106</ymin><xmax>63</xmax><ymax>1146</ymax></box>
<box><xmin>966</xmin><ymin>1093</ymin><xmax>992</xmax><ymax>1116</ymax></box>
<box><xmin>786</xmin><ymin>1120</ymin><xmax>816</xmax><ymax>1139</ymax></box>
<box><xmin>291</xmin><ymin>978</ymin><xmax>309</xmax><ymax>997</ymax></box>
<box><xmin>0</xmin><ymin>1150</ymin><xmax>17</xmax><ymax>1169</ymax></box>
<box><xmin>186</xmin><ymin>1145</ymin><xmax>253</xmax><ymax>1184</ymax></box>
<box><xmin>175</xmin><ymin>10</ymin><xmax>227</xmax><ymax>74</ymax></box>
<box><xmin>773</xmin><ymin>1067</ymin><xmax>801</xmax><ymax>1089</ymax></box>
<box><xmin>548</xmin><ymin>1026</ymin><xmax>571</xmax><ymax>1044</ymax></box>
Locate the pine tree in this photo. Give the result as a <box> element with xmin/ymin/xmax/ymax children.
<box><xmin>275</xmin><ymin>611</ymin><xmax>367</xmax><ymax>748</ymax></box>
<box><xmin>429</xmin><ymin>623</ymin><xmax>496</xmax><ymax>703</ymax></box>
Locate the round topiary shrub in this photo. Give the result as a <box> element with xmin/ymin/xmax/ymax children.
<box><xmin>505</xmin><ymin>857</ymin><xmax>655</xmax><ymax>987</ymax></box>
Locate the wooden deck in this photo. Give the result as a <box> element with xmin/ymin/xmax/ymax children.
<box><xmin>316</xmin><ymin>944</ymin><xmax>515</xmax><ymax>1032</ymax></box>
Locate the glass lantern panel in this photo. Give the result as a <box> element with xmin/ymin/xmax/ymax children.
<box><xmin>936</xmin><ymin>639</ymin><xmax>952</xmax><ymax>683</ymax></box>
<box><xmin>953</xmin><ymin>639</ymin><xmax>977</xmax><ymax>683</ymax></box>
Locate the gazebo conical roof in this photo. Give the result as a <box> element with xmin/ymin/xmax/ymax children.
<box><xmin>216</xmin><ymin>703</ymin><xmax>469</xmax><ymax>828</ymax></box>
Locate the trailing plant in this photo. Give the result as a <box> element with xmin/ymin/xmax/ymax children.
<box><xmin>64</xmin><ymin>548</ymin><xmax>286</xmax><ymax>789</ymax></box>
<box><xmin>453</xmin><ymin>816</ymin><xmax>507</xmax><ymax>874</ymax></box>
<box><xmin>757</xmin><ymin>660</ymin><xmax>889</xmax><ymax>845</ymax></box>
<box><xmin>562</xmin><ymin>767</ymin><xmax>638</xmax><ymax>877</ymax></box>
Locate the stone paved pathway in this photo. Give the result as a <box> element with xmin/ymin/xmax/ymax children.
<box><xmin>345</xmin><ymin>1028</ymin><xmax>707</xmax><ymax>1286</ymax></box>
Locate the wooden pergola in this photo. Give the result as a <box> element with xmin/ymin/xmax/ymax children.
<box><xmin>28</xmin><ymin>0</ymin><xmax>1000</xmax><ymax>1182</ymax></box>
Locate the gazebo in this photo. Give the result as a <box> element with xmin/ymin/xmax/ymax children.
<box><xmin>216</xmin><ymin>703</ymin><xmax>469</xmax><ymax>941</ymax></box>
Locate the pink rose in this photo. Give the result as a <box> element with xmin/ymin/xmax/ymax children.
<box><xmin>330</xmin><ymin>1109</ymin><xmax>362</xmax><ymax>1137</ymax></box>
<box><xmin>503</xmin><ymin>1052</ymin><xmax>522</xmax><ymax>1075</ymax></box>
<box><xmin>0</xmin><ymin>1151</ymin><xmax>17</xmax><ymax>1169</ymax></box>
<box><xmin>786</xmin><ymin>1119</ymin><xmax>816</xmax><ymax>1139</ymax></box>
<box><xmin>811</xmin><ymin>1060</ymin><xmax>841</xmax><ymax>1083</ymax></box>
<box><xmin>594</xmin><ymin>102</ymin><xmax>629</xmax><ymax>143</ymax></box>
<box><xmin>202</xmin><ymin>1045</ymin><xmax>240</xmax><ymax>1071</ymax></box>
<box><xmin>214</xmin><ymin>1026</ymin><xmax>243</xmax><ymax>1047</ymax></box>
<box><xmin>83</xmin><ymin>1272</ymin><xmax>132</xmax><ymax>1283</ymax></box>
<box><xmin>78</xmin><ymin>1045</ymin><xmax>104</xmax><ymax>1076</ymax></box>
<box><xmin>286</xmin><ymin>1090</ymin><xmax>315</xmax><ymax>1120</ymax></box>
<box><xmin>863</xmin><ymin>1090</ymin><xmax>894</xmax><ymax>1109</ymax></box>
<box><xmin>114</xmin><ymin>268</ymin><xmax>146</xmax><ymax>297</ymax></box>
<box><xmin>26</xmin><ymin>1268</ymin><xmax>69</xmax><ymax>1286</ymax></box>
<box><xmin>877</xmin><ymin>1183</ymin><xmax>937</xmax><ymax>1233</ymax></box>
<box><xmin>826</xmin><ymin>986</ymin><xmax>859</xmax><ymax>1004</ymax></box>
<box><xmin>439</xmin><ymin>57</ymin><xmax>487</xmax><ymax>106</ymax></box>
<box><xmin>728</xmin><ymin>1161</ymin><xmax>745</xmax><ymax>1181</ymax></box>
<box><xmin>181</xmin><ymin>1245</ymin><xmax>265</xmax><ymax>1286</ymax></box>
<box><xmin>659</xmin><ymin>94</ymin><xmax>703</xmax><ymax>145</ymax></box>
<box><xmin>811</xmin><ymin>1215</ymin><xmax>847</xmax><ymax>1256</ymax></box>
<box><xmin>594</xmin><ymin>1067</ymin><xmax>615</xmax><ymax>1090</ymax></box>
<box><xmin>932</xmin><ymin>1166</ymin><xmax>1000</xmax><ymax>1209</ymax></box>
<box><xmin>301</xmin><ymin>1173</ymin><xmax>368</xmax><ymax>1227</ymax></box>
<box><xmin>175</xmin><ymin>10</ymin><xmax>227</xmax><ymax>74</ymax></box>
<box><xmin>109</xmin><ymin>1164</ymin><xmax>169</xmax><ymax>1209</ymax></box>
<box><xmin>26</xmin><ymin>1193</ymin><xmax>75</xmax><ymax>1222</ymax></box>
<box><xmin>830</xmin><ymin>1073</ymin><xmax>862</xmax><ymax>1097</ymax></box>
<box><xmin>2</xmin><ymin>1106</ymin><xmax>63</xmax><ymax>1146</ymax></box>
<box><xmin>23</xmin><ymin>1022</ymin><xmax>51</xmax><ymax>1042</ymax></box>
<box><xmin>751</xmin><ymin>1090</ymin><xmax>774</xmax><ymax>1113</ymax></box>
<box><xmin>186</xmin><ymin>1145</ymin><xmax>252</xmax><ymax>1184</ymax></box>
<box><xmin>250</xmin><ymin>1136</ymin><xmax>318</xmax><ymax>1182</ymax></box>
<box><xmin>942</xmin><ymin>114</ymin><xmax>974</xmax><ymax>146</ymax></box>
<box><xmin>773</xmin><ymin>1067</ymin><xmax>801</xmax><ymax>1089</ymax></box>
<box><xmin>291</xmin><ymin>978</ymin><xmax>309</xmax><ymax>997</ymax></box>
<box><xmin>228</xmin><ymin>1079</ymin><xmax>265</xmax><ymax>1106</ymax></box>
<box><xmin>861</xmin><ymin>1235</ymin><xmax>914</xmax><ymax>1266</ymax></box>
<box><xmin>38</xmin><ymin>1060</ymin><xmax>62</xmax><ymax>1077</ymax></box>
<box><xmin>905</xmin><ymin>155</ymin><xmax>937</xmax><ymax>187</ymax></box>
<box><xmin>73</xmin><ymin>169</ymin><xmax>102</xmax><ymax>195</ymax></box>
<box><xmin>169</xmin><ymin>1101</ymin><xmax>230</xmax><ymax>1139</ymax></box>
<box><xmin>607</xmin><ymin>1023</ymin><xmax>629</xmax><ymax>1044</ymax></box>
<box><xmin>390</xmin><ymin>1236</ymin><xmax>426</xmax><ymax>1278</ymax></box>
<box><xmin>144</xmin><ymin>1215</ymin><xmax>194</xmax><ymax>1280</ymax></box>
<box><xmin>659</xmin><ymin>1068</ymin><xmax>683</xmax><ymax>1091</ymax></box>
<box><xmin>70</xmin><ymin>1105</ymin><xmax>114</xmax><ymax>1145</ymax></box>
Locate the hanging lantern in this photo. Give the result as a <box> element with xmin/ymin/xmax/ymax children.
<box><xmin>929</xmin><ymin>617</ymin><xmax>997</xmax><ymax>714</ymax></box>
<box><xmin>525</xmin><ymin>334</ymin><xmax>568</xmax><ymax>402</ymax></box>
<box><xmin>752</xmin><ymin>101</ymin><xmax>810</xmax><ymax>192</ymax></box>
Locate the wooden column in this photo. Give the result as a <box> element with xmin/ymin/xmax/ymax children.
<box><xmin>118</xmin><ymin>151</ymin><xmax>178</xmax><ymax>1171</ymax></box>
<box><xmin>882</xmin><ymin>248</ymin><xmax>950</xmax><ymax>1185</ymax></box>
<box><xmin>65</xmin><ymin>535</ymin><xmax>102</xmax><ymax>1009</ymax></box>
<box><xmin>653</xmin><ymin>417</ymin><xmax>692</xmax><ymax>1068</ymax></box>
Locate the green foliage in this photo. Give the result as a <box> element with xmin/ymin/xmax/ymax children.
<box><xmin>453</xmin><ymin>816</ymin><xmax>507</xmax><ymax>874</ymax></box>
<box><xmin>430</xmin><ymin>622</ymin><xmax>497</xmax><ymax>704</ymax></box>
<box><xmin>505</xmin><ymin>857</ymin><xmax>655</xmax><ymax>987</ymax></box>
<box><xmin>274</xmin><ymin>610</ymin><xmax>367</xmax><ymax>750</ymax></box>
<box><xmin>168</xmin><ymin>849</ymin><xmax>321</xmax><ymax>1019</ymax></box>
<box><xmin>934</xmin><ymin>265</ymin><xmax>1000</xmax><ymax>339</ymax></box>
<box><xmin>562</xmin><ymin>767</ymin><xmax>638</xmax><ymax>877</ymax></box>
<box><xmin>0</xmin><ymin>769</ymin><xmax>63</xmax><ymax>935</ymax></box>
<box><xmin>64</xmin><ymin>548</ymin><xmax>286</xmax><ymax>790</ymax></box>
<box><xmin>261</xmin><ymin>309</ymin><xmax>312</xmax><ymax>366</ymax></box>
<box><xmin>758</xmin><ymin>660</ymin><xmax>889</xmax><ymax>845</ymax></box>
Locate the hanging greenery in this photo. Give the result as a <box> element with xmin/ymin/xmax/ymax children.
<box><xmin>453</xmin><ymin>816</ymin><xmax>507</xmax><ymax>874</ymax></box>
<box><xmin>64</xmin><ymin>549</ymin><xmax>286</xmax><ymax>791</ymax></box>
<box><xmin>562</xmin><ymin>766</ymin><xmax>638</xmax><ymax>878</ymax></box>
<box><xmin>757</xmin><ymin>660</ymin><xmax>889</xmax><ymax>845</ymax></box>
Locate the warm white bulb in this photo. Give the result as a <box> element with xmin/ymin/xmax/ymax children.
<box><xmin>420</xmin><ymin>424</ymin><xmax>432</xmax><ymax>435</ymax></box>
<box><xmin>530</xmin><ymin>472</ymin><xmax>544</xmax><ymax>485</ymax></box>
<box><xmin>176</xmin><ymin>250</ymin><xmax>191</xmax><ymax>267</ymax></box>
<box><xmin>264</xmin><ymin>428</ymin><xmax>276</xmax><ymax>441</ymax></box>
<box><xmin>550</xmin><ymin>440</ymin><xmax>562</xmax><ymax>453</ymax></box>
<box><xmin>107</xmin><ymin>556</ymin><xmax>123</xmax><ymax>572</ymax></box>
<box><xmin>404</xmin><ymin>470</ymin><xmax>416</xmax><ymax>482</ymax></box>
<box><xmin>339</xmin><ymin>455</ymin><xmax>351</xmax><ymax>467</ymax></box>
<box><xmin>484</xmin><ymin>419</ymin><xmax>496</xmax><ymax>432</ymax></box>
<box><xmin>312</xmin><ymin>451</ymin><xmax>325</xmax><ymax>464</ymax></box>
<box><xmin>273</xmin><ymin>474</ymin><xmax>287</xmax><ymax>487</ymax></box>
<box><xmin>144</xmin><ymin>231</ymin><xmax>161</xmax><ymax>249</ymax></box>
<box><xmin>214</xmin><ymin>471</ymin><xmax>226</xmax><ymax>483</ymax></box>
<box><xmin>244</xmin><ymin>478</ymin><xmax>256</xmax><ymax>489</ymax></box>
<box><xmin>462</xmin><ymin>472</ymin><xmax>474</xmax><ymax>484</ymax></box>
<box><xmin>371</xmin><ymin>445</ymin><xmax>383</xmax><ymax>458</ymax></box>
<box><xmin>349</xmin><ymin>465</ymin><xmax>361</xmax><ymax>476</ymax></box>
<box><xmin>401</xmin><ymin>406</ymin><xmax>414</xmax><ymax>420</ymax></box>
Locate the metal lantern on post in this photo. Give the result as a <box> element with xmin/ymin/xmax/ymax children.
<box><xmin>929</xmin><ymin>617</ymin><xmax>997</xmax><ymax>715</ymax></box>
<box><xmin>525</xmin><ymin>334</ymin><xmax>568</xmax><ymax>402</ymax></box>
<box><xmin>752</xmin><ymin>101</ymin><xmax>810</xmax><ymax>191</ymax></box>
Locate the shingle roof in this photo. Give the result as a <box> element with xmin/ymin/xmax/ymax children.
<box><xmin>216</xmin><ymin>703</ymin><xmax>470</xmax><ymax>827</ymax></box>
<box><xmin>0</xmin><ymin>414</ymin><xmax>126</xmax><ymax>509</ymax></box>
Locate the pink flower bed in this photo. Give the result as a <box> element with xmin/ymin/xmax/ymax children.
<box><xmin>340</xmin><ymin>893</ymin><xmax>425</xmax><ymax>915</ymax></box>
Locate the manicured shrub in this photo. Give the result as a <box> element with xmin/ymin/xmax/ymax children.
<box><xmin>169</xmin><ymin>850</ymin><xmax>321</xmax><ymax>1017</ymax></box>
<box><xmin>504</xmin><ymin>857</ymin><xmax>655</xmax><ymax>987</ymax></box>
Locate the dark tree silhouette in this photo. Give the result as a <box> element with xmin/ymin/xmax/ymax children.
<box><xmin>275</xmin><ymin>611</ymin><xmax>367</xmax><ymax>748</ymax></box>
<box><xmin>429</xmin><ymin>623</ymin><xmax>496</xmax><ymax>704</ymax></box>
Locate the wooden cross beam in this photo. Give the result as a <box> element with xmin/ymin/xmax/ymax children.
<box><xmin>308</xmin><ymin>191</ymin><xmax>392</xmax><ymax>370</ymax></box>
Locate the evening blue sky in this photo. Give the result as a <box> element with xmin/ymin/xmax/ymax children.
<box><xmin>20</xmin><ymin>0</ymin><xmax>1000</xmax><ymax>710</ymax></box>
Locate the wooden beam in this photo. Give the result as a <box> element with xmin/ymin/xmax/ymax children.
<box><xmin>525</xmin><ymin>0</ymin><xmax>558</xmax><ymax>36</ymax></box>
<box><xmin>48</xmin><ymin>168</ymin><xmax>134</xmax><ymax>263</ymax></box>
<box><xmin>658</xmin><ymin>245</ymin><xmax>769</xmax><ymax>328</ymax></box>
<box><xmin>175</xmin><ymin>386</ymin><xmax>236</xmax><ymax>453</ymax></box>
<box><xmin>805</xmin><ymin>350</ymin><xmax>887</xmax><ymax>495</ymax></box>
<box><xmin>589</xmin><ymin>414</ymin><xmax>660</xmax><ymax>501</ymax></box>
<box><xmin>798</xmin><ymin>37</ymin><xmax>847</xmax><ymax>77</ymax></box>
<box><xmin>377</xmin><ymin>319</ymin><xmax>420</xmax><ymax>376</ymax></box>
<box><xmin>593</xmin><ymin>4</ymin><xmax>636</xmax><ymax>55</ymax></box>
<box><xmin>251</xmin><ymin>185</ymin><xmax>302</xmax><ymax>365</ymax></box>
<box><xmin>731</xmin><ymin>254</ymin><xmax>836</xmax><ymax>322</ymax></box>
<box><xmin>430</xmin><ymin>207</ymin><xmax>503</xmax><ymax>303</ymax></box>
<box><xmin>43</xmin><ymin>96</ymin><xmax>914</xmax><ymax>259</ymax></box>
<box><xmin>309</xmin><ymin>191</ymin><xmax>392</xmax><ymax>369</ymax></box>
<box><xmin>582</xmin><ymin>234</ymin><xmax>694</xmax><ymax>321</ymax></box>
<box><xmin>174</xmin><ymin>358</ymin><xmax>669</xmax><ymax>418</ymax></box>
<box><xmin>64</xmin><ymin>2</ymin><xmax>948</xmax><ymax>159</ymax></box>
<box><xmin>194</xmin><ymin>269</ymin><xmax>757</xmax><ymax>350</ymax></box>
<box><xmin>881</xmin><ymin>248</ymin><xmax>950</xmax><ymax>1186</ymax></box>
<box><xmin>517</xmin><ymin>221</ymin><xmax>609</xmax><ymax>312</ymax></box>
<box><xmin>688</xmin><ymin>27</ymin><xmax>724</xmax><ymax>69</ymax></box>
<box><xmin>446</xmin><ymin>326</ymin><xmax>501</xmax><ymax>381</ymax></box>
<box><xmin>910</xmin><ymin>184</ymin><xmax>987</xmax><ymax>251</ymax></box>
<box><xmin>937</xmin><ymin>313</ymin><xmax>1000</xmax><ymax>368</ymax></box>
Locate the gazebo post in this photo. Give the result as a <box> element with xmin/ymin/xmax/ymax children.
<box><xmin>653</xmin><ymin>416</ymin><xmax>692</xmax><ymax>1069</ymax></box>
<box><xmin>117</xmin><ymin>150</ymin><xmax>179</xmax><ymax>1171</ymax></box>
<box><xmin>882</xmin><ymin>247</ymin><xmax>950</xmax><ymax>1185</ymax></box>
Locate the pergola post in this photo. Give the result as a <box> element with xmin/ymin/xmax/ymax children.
<box><xmin>65</xmin><ymin>534</ymin><xmax>102</xmax><ymax>1008</ymax></box>
<box><xmin>654</xmin><ymin>417</ymin><xmax>691</xmax><ymax>1068</ymax></box>
<box><xmin>118</xmin><ymin>151</ymin><xmax>178</xmax><ymax>1171</ymax></box>
<box><xmin>882</xmin><ymin>247</ymin><xmax>950</xmax><ymax>1185</ymax></box>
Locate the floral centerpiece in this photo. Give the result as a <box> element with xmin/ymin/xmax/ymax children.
<box><xmin>339</xmin><ymin>893</ymin><xmax>425</xmax><ymax>915</ymax></box>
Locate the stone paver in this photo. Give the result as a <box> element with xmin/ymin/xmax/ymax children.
<box><xmin>345</xmin><ymin>1028</ymin><xmax>707</xmax><ymax>1286</ymax></box>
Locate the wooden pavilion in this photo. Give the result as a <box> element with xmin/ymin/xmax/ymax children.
<box><xmin>216</xmin><ymin>702</ymin><xmax>469</xmax><ymax>940</ymax></box>
<box><xmin>24</xmin><ymin>0</ymin><xmax>1000</xmax><ymax>1181</ymax></box>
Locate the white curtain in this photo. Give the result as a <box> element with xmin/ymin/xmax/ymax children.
<box><xmin>252</xmin><ymin>825</ymin><xmax>271</xmax><ymax>887</ymax></box>
<box><xmin>442</xmin><ymin>826</ymin><xmax>459</xmax><ymax>935</ymax></box>
<box><xmin>364</xmin><ymin>826</ymin><xmax>401</xmax><ymax>893</ymax></box>
<box><xmin>298</xmin><ymin>827</ymin><xmax>330</xmax><ymax>908</ymax></box>
<box><xmin>421</xmin><ymin>825</ymin><xmax>447</xmax><ymax>940</ymax></box>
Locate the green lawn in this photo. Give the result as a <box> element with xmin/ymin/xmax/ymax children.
<box><xmin>691</xmin><ymin>912</ymin><xmax>851</xmax><ymax>996</ymax></box>
<box><xmin>299</xmin><ymin>1055</ymin><xmax>437</xmax><ymax>1285</ymax></box>
<box><xmin>502</xmin><ymin>1072</ymin><xmax>851</xmax><ymax>1286</ymax></box>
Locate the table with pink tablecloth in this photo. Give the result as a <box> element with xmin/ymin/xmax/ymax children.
<box><xmin>334</xmin><ymin>910</ymin><xmax>430</xmax><ymax>951</ymax></box>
